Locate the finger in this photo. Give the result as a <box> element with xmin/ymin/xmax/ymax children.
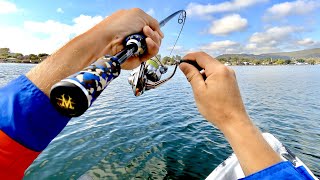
<box><xmin>121</xmin><ymin>56</ymin><xmax>140</xmax><ymax>70</ymax></box>
<box><xmin>143</xmin><ymin>26</ymin><xmax>161</xmax><ymax>47</ymax></box>
<box><xmin>154</xmin><ymin>32</ymin><xmax>162</xmax><ymax>47</ymax></box>
<box><xmin>141</xmin><ymin>37</ymin><xmax>159</xmax><ymax>61</ymax></box>
<box><xmin>183</xmin><ymin>52</ymin><xmax>221</xmax><ymax>69</ymax></box>
<box><xmin>183</xmin><ymin>52</ymin><xmax>222</xmax><ymax>77</ymax></box>
<box><xmin>179</xmin><ymin>62</ymin><xmax>206</xmax><ymax>91</ymax></box>
<box><xmin>130</xmin><ymin>8</ymin><xmax>163</xmax><ymax>38</ymax></box>
<box><xmin>144</xmin><ymin>14</ymin><xmax>164</xmax><ymax>38</ymax></box>
<box><xmin>159</xmin><ymin>30</ymin><xmax>164</xmax><ymax>39</ymax></box>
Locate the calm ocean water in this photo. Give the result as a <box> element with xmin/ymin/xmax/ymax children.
<box><xmin>0</xmin><ymin>63</ymin><xmax>319</xmax><ymax>179</ymax></box>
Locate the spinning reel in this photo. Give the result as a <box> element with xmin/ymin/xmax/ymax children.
<box><xmin>128</xmin><ymin>10</ymin><xmax>187</xmax><ymax>96</ymax></box>
<box><xmin>128</xmin><ymin>56</ymin><xmax>176</xmax><ymax>96</ymax></box>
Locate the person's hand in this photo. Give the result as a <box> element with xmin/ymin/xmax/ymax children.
<box><xmin>27</xmin><ymin>8</ymin><xmax>163</xmax><ymax>96</ymax></box>
<box><xmin>90</xmin><ymin>8</ymin><xmax>164</xmax><ymax>70</ymax></box>
<box><xmin>179</xmin><ymin>52</ymin><xmax>249</xmax><ymax>130</ymax></box>
<box><xmin>179</xmin><ymin>52</ymin><xmax>282</xmax><ymax>176</ymax></box>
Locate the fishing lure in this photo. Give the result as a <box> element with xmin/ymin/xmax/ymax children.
<box><xmin>128</xmin><ymin>10</ymin><xmax>187</xmax><ymax>96</ymax></box>
<box><xmin>50</xmin><ymin>10</ymin><xmax>188</xmax><ymax>117</ymax></box>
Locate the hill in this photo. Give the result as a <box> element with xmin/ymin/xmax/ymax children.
<box><xmin>217</xmin><ymin>48</ymin><xmax>320</xmax><ymax>60</ymax></box>
<box><xmin>263</xmin><ymin>48</ymin><xmax>320</xmax><ymax>59</ymax></box>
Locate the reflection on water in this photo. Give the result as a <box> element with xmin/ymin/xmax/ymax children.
<box><xmin>0</xmin><ymin>64</ymin><xmax>319</xmax><ymax>179</ymax></box>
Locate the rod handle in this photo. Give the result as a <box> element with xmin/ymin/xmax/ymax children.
<box><xmin>50</xmin><ymin>56</ymin><xmax>120</xmax><ymax>117</ymax></box>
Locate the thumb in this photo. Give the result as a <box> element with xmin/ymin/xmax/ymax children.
<box><xmin>179</xmin><ymin>62</ymin><xmax>206</xmax><ymax>91</ymax></box>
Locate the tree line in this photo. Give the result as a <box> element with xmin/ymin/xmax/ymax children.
<box><xmin>216</xmin><ymin>57</ymin><xmax>319</xmax><ymax>65</ymax></box>
<box><xmin>1</xmin><ymin>47</ymin><xmax>319</xmax><ymax>65</ymax></box>
<box><xmin>159</xmin><ymin>55</ymin><xmax>182</xmax><ymax>65</ymax></box>
<box><xmin>159</xmin><ymin>55</ymin><xmax>319</xmax><ymax>66</ymax></box>
<box><xmin>0</xmin><ymin>48</ymin><xmax>48</xmax><ymax>63</ymax></box>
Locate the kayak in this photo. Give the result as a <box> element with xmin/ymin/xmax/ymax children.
<box><xmin>206</xmin><ymin>133</ymin><xmax>318</xmax><ymax>180</ymax></box>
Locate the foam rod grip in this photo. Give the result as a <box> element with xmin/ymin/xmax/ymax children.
<box><xmin>50</xmin><ymin>56</ymin><xmax>121</xmax><ymax>117</ymax></box>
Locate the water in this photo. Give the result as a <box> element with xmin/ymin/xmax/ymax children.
<box><xmin>0</xmin><ymin>63</ymin><xmax>319</xmax><ymax>179</ymax></box>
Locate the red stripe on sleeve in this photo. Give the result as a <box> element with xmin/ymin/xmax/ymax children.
<box><xmin>0</xmin><ymin>130</ymin><xmax>40</xmax><ymax>179</ymax></box>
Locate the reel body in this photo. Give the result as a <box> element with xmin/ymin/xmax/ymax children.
<box><xmin>128</xmin><ymin>58</ymin><xmax>168</xmax><ymax>96</ymax></box>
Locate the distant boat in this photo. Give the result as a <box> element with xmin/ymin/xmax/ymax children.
<box><xmin>224</xmin><ymin>62</ymin><xmax>231</xmax><ymax>66</ymax></box>
<box><xmin>295</xmin><ymin>62</ymin><xmax>306</xmax><ymax>65</ymax></box>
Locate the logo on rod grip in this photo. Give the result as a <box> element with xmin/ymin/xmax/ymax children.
<box><xmin>56</xmin><ymin>94</ymin><xmax>75</xmax><ymax>110</ymax></box>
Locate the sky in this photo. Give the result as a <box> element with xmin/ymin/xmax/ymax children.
<box><xmin>0</xmin><ymin>0</ymin><xmax>319</xmax><ymax>57</ymax></box>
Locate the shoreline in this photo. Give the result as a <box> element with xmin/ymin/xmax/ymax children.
<box><xmin>1</xmin><ymin>62</ymin><xmax>318</xmax><ymax>66</ymax></box>
<box><xmin>0</xmin><ymin>60</ymin><xmax>40</xmax><ymax>64</ymax></box>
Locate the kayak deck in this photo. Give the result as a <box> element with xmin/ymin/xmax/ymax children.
<box><xmin>206</xmin><ymin>133</ymin><xmax>318</xmax><ymax>180</ymax></box>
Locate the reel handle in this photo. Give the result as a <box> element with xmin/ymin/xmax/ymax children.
<box><xmin>180</xmin><ymin>60</ymin><xmax>203</xmax><ymax>71</ymax></box>
<box><xmin>50</xmin><ymin>34</ymin><xmax>146</xmax><ymax>117</ymax></box>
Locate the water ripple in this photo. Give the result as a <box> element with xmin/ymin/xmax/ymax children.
<box><xmin>0</xmin><ymin>64</ymin><xmax>319</xmax><ymax>179</ymax></box>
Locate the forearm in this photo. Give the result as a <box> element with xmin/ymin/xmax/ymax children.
<box><xmin>220</xmin><ymin>115</ymin><xmax>282</xmax><ymax>176</ymax></box>
<box><xmin>26</xmin><ymin>27</ymin><xmax>115</xmax><ymax>96</ymax></box>
<box><xmin>0</xmin><ymin>9</ymin><xmax>161</xmax><ymax>178</ymax></box>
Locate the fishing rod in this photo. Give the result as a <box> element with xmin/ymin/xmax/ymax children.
<box><xmin>50</xmin><ymin>10</ymin><xmax>187</xmax><ymax>117</ymax></box>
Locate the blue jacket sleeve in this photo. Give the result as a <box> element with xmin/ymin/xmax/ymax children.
<box><xmin>240</xmin><ymin>161</ymin><xmax>315</xmax><ymax>180</ymax></box>
<box><xmin>0</xmin><ymin>75</ymin><xmax>71</xmax><ymax>152</ymax></box>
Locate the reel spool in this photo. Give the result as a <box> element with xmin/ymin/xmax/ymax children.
<box><xmin>128</xmin><ymin>57</ymin><xmax>169</xmax><ymax>96</ymax></box>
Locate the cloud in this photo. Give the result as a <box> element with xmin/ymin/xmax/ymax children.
<box><xmin>209</xmin><ymin>14</ymin><xmax>248</xmax><ymax>36</ymax></box>
<box><xmin>201</xmin><ymin>40</ymin><xmax>239</xmax><ymax>50</ymax></box>
<box><xmin>297</xmin><ymin>38</ymin><xmax>315</xmax><ymax>46</ymax></box>
<box><xmin>265</xmin><ymin>0</ymin><xmax>320</xmax><ymax>19</ymax></box>
<box><xmin>244</xmin><ymin>43</ymin><xmax>279</xmax><ymax>54</ymax></box>
<box><xmin>146</xmin><ymin>8</ymin><xmax>155</xmax><ymax>16</ymax></box>
<box><xmin>165</xmin><ymin>26</ymin><xmax>318</xmax><ymax>56</ymax></box>
<box><xmin>0</xmin><ymin>15</ymin><xmax>104</xmax><ymax>54</ymax></box>
<box><xmin>296</xmin><ymin>38</ymin><xmax>320</xmax><ymax>47</ymax></box>
<box><xmin>186</xmin><ymin>0</ymin><xmax>268</xmax><ymax>18</ymax></box>
<box><xmin>24</xmin><ymin>20</ymin><xmax>71</xmax><ymax>35</ymax></box>
<box><xmin>249</xmin><ymin>26</ymin><xmax>303</xmax><ymax>45</ymax></box>
<box><xmin>0</xmin><ymin>27</ymin><xmax>47</xmax><ymax>55</ymax></box>
<box><xmin>199</xmin><ymin>40</ymin><xmax>243</xmax><ymax>56</ymax></box>
<box><xmin>245</xmin><ymin>26</ymin><xmax>306</xmax><ymax>54</ymax></box>
<box><xmin>0</xmin><ymin>0</ymin><xmax>18</xmax><ymax>14</ymax></box>
<box><xmin>56</xmin><ymin>8</ymin><xmax>64</xmax><ymax>14</ymax></box>
<box><xmin>71</xmin><ymin>15</ymin><xmax>104</xmax><ymax>35</ymax></box>
<box><xmin>163</xmin><ymin>45</ymin><xmax>187</xmax><ymax>56</ymax></box>
<box><xmin>166</xmin><ymin>45</ymin><xmax>182</xmax><ymax>51</ymax></box>
<box><xmin>196</xmin><ymin>26</ymin><xmax>314</xmax><ymax>56</ymax></box>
